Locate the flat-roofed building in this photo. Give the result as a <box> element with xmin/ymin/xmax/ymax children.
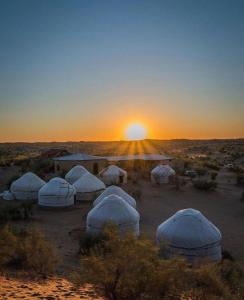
<box><xmin>53</xmin><ymin>153</ymin><xmax>107</xmax><ymax>175</ymax></box>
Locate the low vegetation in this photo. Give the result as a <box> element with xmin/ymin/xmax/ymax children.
<box><xmin>0</xmin><ymin>225</ymin><xmax>57</xmax><ymax>277</ymax></box>
<box><xmin>0</xmin><ymin>201</ymin><xmax>34</xmax><ymax>224</ymax></box>
<box><xmin>74</xmin><ymin>226</ymin><xmax>244</xmax><ymax>300</ymax></box>
<box><xmin>193</xmin><ymin>179</ymin><xmax>217</xmax><ymax>191</ymax></box>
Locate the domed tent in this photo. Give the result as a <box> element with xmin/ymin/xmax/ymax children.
<box><xmin>93</xmin><ymin>185</ymin><xmax>136</xmax><ymax>208</ymax></box>
<box><xmin>65</xmin><ymin>165</ymin><xmax>88</xmax><ymax>184</ymax></box>
<box><xmin>38</xmin><ymin>177</ymin><xmax>75</xmax><ymax>207</ymax></box>
<box><xmin>10</xmin><ymin>172</ymin><xmax>46</xmax><ymax>200</ymax></box>
<box><xmin>2</xmin><ymin>190</ymin><xmax>15</xmax><ymax>201</ymax></box>
<box><xmin>156</xmin><ymin>208</ymin><xmax>222</xmax><ymax>264</ymax></box>
<box><xmin>151</xmin><ymin>164</ymin><xmax>175</xmax><ymax>184</ymax></box>
<box><xmin>99</xmin><ymin>165</ymin><xmax>127</xmax><ymax>185</ymax></box>
<box><xmin>87</xmin><ymin>194</ymin><xmax>140</xmax><ymax>236</ymax></box>
<box><xmin>73</xmin><ymin>172</ymin><xmax>105</xmax><ymax>201</ymax></box>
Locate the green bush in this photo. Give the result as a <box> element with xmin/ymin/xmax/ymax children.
<box><xmin>193</xmin><ymin>180</ymin><xmax>217</xmax><ymax>191</ymax></box>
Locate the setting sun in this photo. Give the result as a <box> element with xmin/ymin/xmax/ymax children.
<box><xmin>125</xmin><ymin>123</ymin><xmax>147</xmax><ymax>141</ymax></box>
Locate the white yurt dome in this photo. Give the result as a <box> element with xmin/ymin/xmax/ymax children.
<box><xmin>2</xmin><ymin>190</ymin><xmax>15</xmax><ymax>201</ymax></box>
<box><xmin>73</xmin><ymin>172</ymin><xmax>105</xmax><ymax>201</ymax></box>
<box><xmin>99</xmin><ymin>165</ymin><xmax>127</xmax><ymax>185</ymax></box>
<box><xmin>65</xmin><ymin>165</ymin><xmax>88</xmax><ymax>184</ymax></box>
<box><xmin>151</xmin><ymin>164</ymin><xmax>176</xmax><ymax>184</ymax></box>
<box><xmin>10</xmin><ymin>172</ymin><xmax>46</xmax><ymax>200</ymax></box>
<box><xmin>38</xmin><ymin>177</ymin><xmax>75</xmax><ymax>207</ymax></box>
<box><xmin>93</xmin><ymin>185</ymin><xmax>136</xmax><ymax>208</ymax></box>
<box><xmin>156</xmin><ymin>208</ymin><xmax>222</xmax><ymax>263</ymax></box>
<box><xmin>87</xmin><ymin>194</ymin><xmax>140</xmax><ymax>236</ymax></box>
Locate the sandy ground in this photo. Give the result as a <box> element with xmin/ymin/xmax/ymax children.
<box><xmin>0</xmin><ymin>169</ymin><xmax>244</xmax><ymax>298</ymax></box>
<box><xmin>0</xmin><ymin>276</ymin><xmax>102</xmax><ymax>299</ymax></box>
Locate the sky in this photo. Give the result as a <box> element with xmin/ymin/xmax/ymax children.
<box><xmin>0</xmin><ymin>0</ymin><xmax>243</xmax><ymax>142</ymax></box>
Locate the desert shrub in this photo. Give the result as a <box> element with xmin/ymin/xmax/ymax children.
<box><xmin>0</xmin><ymin>201</ymin><xmax>34</xmax><ymax>224</ymax></box>
<box><xmin>0</xmin><ymin>226</ymin><xmax>56</xmax><ymax>277</ymax></box>
<box><xmin>130</xmin><ymin>189</ymin><xmax>142</xmax><ymax>201</ymax></box>
<box><xmin>16</xmin><ymin>228</ymin><xmax>57</xmax><ymax>277</ymax></box>
<box><xmin>219</xmin><ymin>260</ymin><xmax>244</xmax><ymax>296</ymax></box>
<box><xmin>0</xmin><ymin>225</ymin><xmax>17</xmax><ymax>269</ymax></box>
<box><xmin>236</xmin><ymin>174</ymin><xmax>244</xmax><ymax>186</ymax></box>
<box><xmin>203</xmin><ymin>161</ymin><xmax>220</xmax><ymax>171</ymax></box>
<box><xmin>211</xmin><ymin>171</ymin><xmax>218</xmax><ymax>181</ymax></box>
<box><xmin>195</xmin><ymin>167</ymin><xmax>208</xmax><ymax>176</ymax></box>
<box><xmin>79</xmin><ymin>231</ymin><xmax>109</xmax><ymax>256</ymax></box>
<box><xmin>73</xmin><ymin>226</ymin><xmax>235</xmax><ymax>300</ymax></box>
<box><xmin>193</xmin><ymin>180</ymin><xmax>217</xmax><ymax>191</ymax></box>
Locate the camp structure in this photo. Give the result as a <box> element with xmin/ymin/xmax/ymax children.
<box><xmin>1</xmin><ymin>190</ymin><xmax>15</xmax><ymax>201</ymax></box>
<box><xmin>73</xmin><ymin>172</ymin><xmax>105</xmax><ymax>201</ymax></box>
<box><xmin>38</xmin><ymin>177</ymin><xmax>75</xmax><ymax>208</ymax></box>
<box><xmin>87</xmin><ymin>194</ymin><xmax>140</xmax><ymax>236</ymax></box>
<box><xmin>93</xmin><ymin>185</ymin><xmax>136</xmax><ymax>208</ymax></box>
<box><xmin>99</xmin><ymin>165</ymin><xmax>127</xmax><ymax>185</ymax></box>
<box><xmin>10</xmin><ymin>172</ymin><xmax>46</xmax><ymax>201</ymax></box>
<box><xmin>156</xmin><ymin>208</ymin><xmax>222</xmax><ymax>264</ymax></box>
<box><xmin>151</xmin><ymin>164</ymin><xmax>176</xmax><ymax>184</ymax></box>
<box><xmin>65</xmin><ymin>165</ymin><xmax>88</xmax><ymax>184</ymax></box>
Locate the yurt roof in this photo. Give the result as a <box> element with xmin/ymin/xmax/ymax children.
<box><xmin>39</xmin><ymin>177</ymin><xmax>76</xmax><ymax>197</ymax></box>
<box><xmin>73</xmin><ymin>173</ymin><xmax>105</xmax><ymax>193</ymax></box>
<box><xmin>65</xmin><ymin>165</ymin><xmax>88</xmax><ymax>182</ymax></box>
<box><xmin>151</xmin><ymin>164</ymin><xmax>175</xmax><ymax>176</ymax></box>
<box><xmin>157</xmin><ymin>208</ymin><xmax>221</xmax><ymax>249</ymax></box>
<box><xmin>93</xmin><ymin>185</ymin><xmax>136</xmax><ymax>208</ymax></box>
<box><xmin>87</xmin><ymin>194</ymin><xmax>139</xmax><ymax>227</ymax></box>
<box><xmin>100</xmin><ymin>165</ymin><xmax>127</xmax><ymax>176</ymax></box>
<box><xmin>10</xmin><ymin>172</ymin><xmax>46</xmax><ymax>192</ymax></box>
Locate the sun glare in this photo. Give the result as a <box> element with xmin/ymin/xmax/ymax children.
<box><xmin>125</xmin><ymin>123</ymin><xmax>147</xmax><ymax>141</ymax></box>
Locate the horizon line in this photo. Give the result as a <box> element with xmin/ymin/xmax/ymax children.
<box><xmin>0</xmin><ymin>137</ymin><xmax>244</xmax><ymax>144</ymax></box>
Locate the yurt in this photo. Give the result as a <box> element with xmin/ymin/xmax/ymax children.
<box><xmin>65</xmin><ymin>165</ymin><xmax>88</xmax><ymax>184</ymax></box>
<box><xmin>99</xmin><ymin>165</ymin><xmax>127</xmax><ymax>185</ymax></box>
<box><xmin>2</xmin><ymin>190</ymin><xmax>15</xmax><ymax>201</ymax></box>
<box><xmin>73</xmin><ymin>172</ymin><xmax>105</xmax><ymax>201</ymax></box>
<box><xmin>10</xmin><ymin>172</ymin><xmax>46</xmax><ymax>200</ymax></box>
<box><xmin>93</xmin><ymin>185</ymin><xmax>136</xmax><ymax>208</ymax></box>
<box><xmin>38</xmin><ymin>177</ymin><xmax>75</xmax><ymax>208</ymax></box>
<box><xmin>151</xmin><ymin>164</ymin><xmax>175</xmax><ymax>184</ymax></box>
<box><xmin>87</xmin><ymin>194</ymin><xmax>140</xmax><ymax>236</ymax></box>
<box><xmin>156</xmin><ymin>208</ymin><xmax>222</xmax><ymax>264</ymax></box>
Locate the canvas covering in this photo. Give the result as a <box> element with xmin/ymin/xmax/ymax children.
<box><xmin>93</xmin><ymin>185</ymin><xmax>136</xmax><ymax>208</ymax></box>
<box><xmin>38</xmin><ymin>177</ymin><xmax>75</xmax><ymax>207</ymax></box>
<box><xmin>87</xmin><ymin>194</ymin><xmax>140</xmax><ymax>236</ymax></box>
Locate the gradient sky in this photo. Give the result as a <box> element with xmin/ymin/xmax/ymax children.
<box><xmin>0</xmin><ymin>0</ymin><xmax>243</xmax><ymax>142</ymax></box>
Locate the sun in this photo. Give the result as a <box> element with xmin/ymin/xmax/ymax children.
<box><xmin>125</xmin><ymin>123</ymin><xmax>147</xmax><ymax>141</ymax></box>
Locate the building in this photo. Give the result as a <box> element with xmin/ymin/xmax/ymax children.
<box><xmin>53</xmin><ymin>153</ymin><xmax>172</xmax><ymax>175</ymax></box>
<box><xmin>106</xmin><ymin>154</ymin><xmax>172</xmax><ymax>171</ymax></box>
<box><xmin>53</xmin><ymin>153</ymin><xmax>107</xmax><ymax>175</ymax></box>
<box><xmin>99</xmin><ymin>165</ymin><xmax>127</xmax><ymax>185</ymax></box>
<box><xmin>87</xmin><ymin>194</ymin><xmax>140</xmax><ymax>236</ymax></box>
<box><xmin>156</xmin><ymin>208</ymin><xmax>222</xmax><ymax>264</ymax></box>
